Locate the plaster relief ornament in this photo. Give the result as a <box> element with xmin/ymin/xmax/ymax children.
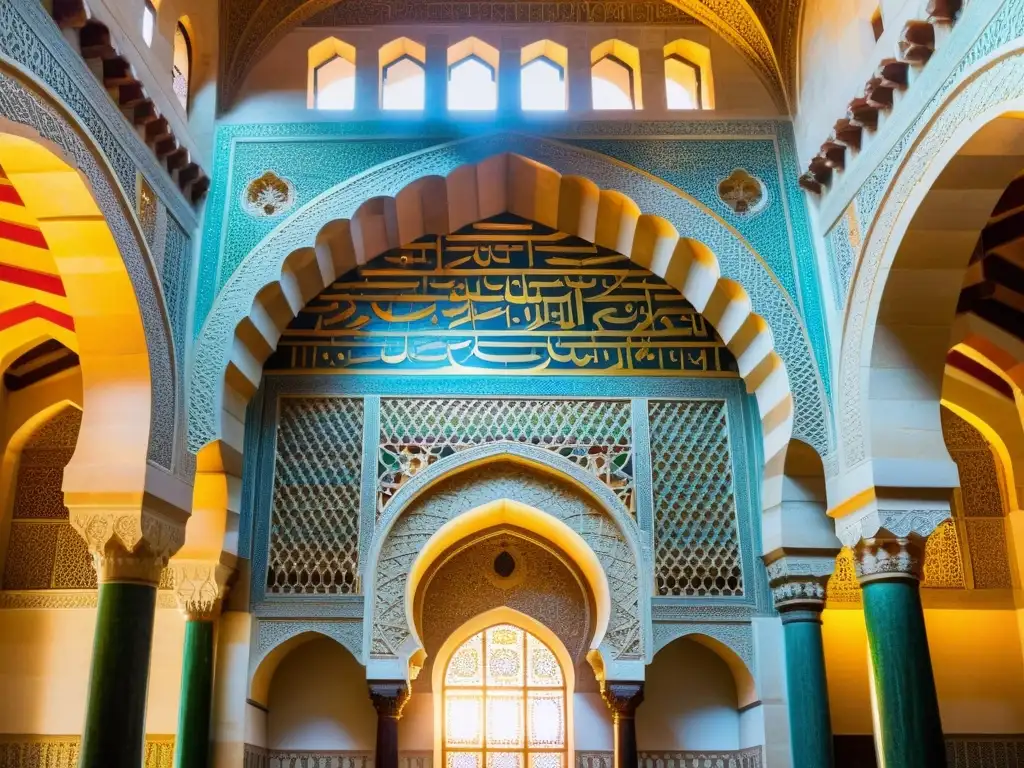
<box><xmin>717</xmin><ymin>169</ymin><xmax>767</xmax><ymax>216</ymax></box>
<box><xmin>242</xmin><ymin>171</ymin><xmax>296</xmax><ymax>217</ymax></box>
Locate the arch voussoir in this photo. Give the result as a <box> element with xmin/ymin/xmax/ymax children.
<box><xmin>192</xmin><ymin>140</ymin><xmax>828</xmax><ymax>516</ymax></box>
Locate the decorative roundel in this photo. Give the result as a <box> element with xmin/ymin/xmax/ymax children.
<box><xmin>242</xmin><ymin>171</ymin><xmax>296</xmax><ymax>218</ymax></box>
<box><xmin>486</xmin><ymin>541</ymin><xmax>526</xmax><ymax>590</ymax></box>
<box><xmin>717</xmin><ymin>168</ymin><xmax>768</xmax><ymax>216</ymax></box>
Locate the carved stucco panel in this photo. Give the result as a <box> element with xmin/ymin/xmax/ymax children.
<box><xmin>190</xmin><ymin>134</ymin><xmax>830</xmax><ymax>464</ymax></box>
<box><xmin>370</xmin><ymin>463</ymin><xmax>644</xmax><ymax>664</ymax></box>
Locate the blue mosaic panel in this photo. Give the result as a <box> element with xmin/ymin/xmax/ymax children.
<box><xmin>195</xmin><ymin>132</ymin><xmax>445</xmax><ymax>335</ymax></box>
<box><xmin>564</xmin><ymin>130</ymin><xmax>830</xmax><ymax>397</ymax></box>
<box><xmin>264</xmin><ymin>215</ymin><xmax>738</xmax><ymax>376</ymax></box>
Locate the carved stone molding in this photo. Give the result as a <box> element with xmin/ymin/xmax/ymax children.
<box><xmin>833</xmin><ymin>490</ymin><xmax>950</xmax><ymax>551</ymax></box>
<box><xmin>855</xmin><ymin>536</ymin><xmax>926</xmax><ymax>583</ymax></box>
<box><xmin>368</xmin><ymin>681</ymin><xmax>411</xmax><ymax>719</ymax></box>
<box><xmin>764</xmin><ymin>552</ymin><xmax>835</xmax><ymax>611</ymax></box>
<box><xmin>171</xmin><ymin>560</ymin><xmax>234</xmax><ymax>620</ymax></box>
<box><xmin>68</xmin><ymin>505</ymin><xmax>187</xmax><ymax>585</ymax></box>
<box><xmin>601</xmin><ymin>681</ymin><xmax>644</xmax><ymax>721</ymax></box>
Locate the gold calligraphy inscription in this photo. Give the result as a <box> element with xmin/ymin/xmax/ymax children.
<box><xmin>266</xmin><ymin>215</ymin><xmax>738</xmax><ymax>376</ymax></box>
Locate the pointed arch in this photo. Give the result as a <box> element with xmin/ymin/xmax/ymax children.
<box><xmin>191</xmin><ymin>144</ymin><xmax>828</xmax><ymax>531</ymax></box>
<box><xmin>838</xmin><ymin>44</ymin><xmax>1024</xmax><ymax>511</ymax></box>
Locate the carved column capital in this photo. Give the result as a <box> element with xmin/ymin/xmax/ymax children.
<box><xmin>601</xmin><ymin>681</ymin><xmax>644</xmax><ymax>722</ymax></box>
<box><xmin>764</xmin><ymin>551</ymin><xmax>836</xmax><ymax>614</ymax></box>
<box><xmin>170</xmin><ymin>560</ymin><xmax>235</xmax><ymax>621</ymax></box>
<box><xmin>68</xmin><ymin>502</ymin><xmax>187</xmax><ymax>585</ymax></box>
<box><xmin>368</xmin><ymin>681</ymin><xmax>410</xmax><ymax>720</ymax></box>
<box><xmin>831</xmin><ymin>487</ymin><xmax>950</xmax><ymax>551</ymax></box>
<box><xmin>855</xmin><ymin>536</ymin><xmax>926</xmax><ymax>584</ymax></box>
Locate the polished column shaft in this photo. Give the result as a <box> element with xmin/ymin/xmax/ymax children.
<box><xmin>369</xmin><ymin>681</ymin><xmax>410</xmax><ymax>768</ymax></box>
<box><xmin>862</xmin><ymin>577</ymin><xmax>946</xmax><ymax>767</ymax></box>
<box><xmin>781</xmin><ymin>609</ymin><xmax>834</xmax><ymax>768</ymax></box>
<box><xmin>602</xmin><ymin>681</ymin><xmax>644</xmax><ymax>768</ymax></box>
<box><xmin>80</xmin><ymin>582</ymin><xmax>157</xmax><ymax>768</ymax></box>
<box><xmin>857</xmin><ymin>537</ymin><xmax>946</xmax><ymax>768</ymax></box>
<box><xmin>173</xmin><ymin>619</ymin><xmax>215</xmax><ymax>768</ymax></box>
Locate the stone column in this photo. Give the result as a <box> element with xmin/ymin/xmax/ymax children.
<box><xmin>424</xmin><ymin>35</ymin><xmax>448</xmax><ymax>119</ymax></box>
<box><xmin>855</xmin><ymin>535</ymin><xmax>946</xmax><ymax>767</ymax></box>
<box><xmin>566</xmin><ymin>37</ymin><xmax>592</xmax><ymax>114</ymax></box>
<box><xmin>498</xmin><ymin>37</ymin><xmax>521</xmax><ymax>118</ymax></box>
<box><xmin>369</xmin><ymin>681</ymin><xmax>410</xmax><ymax>768</ymax></box>
<box><xmin>766</xmin><ymin>554</ymin><xmax>835</xmax><ymax>768</ymax></box>
<box><xmin>171</xmin><ymin>561</ymin><xmax>234</xmax><ymax>768</ymax></box>
<box><xmin>834</xmin><ymin>494</ymin><xmax>950</xmax><ymax>768</ymax></box>
<box><xmin>70</xmin><ymin>507</ymin><xmax>186</xmax><ymax>768</ymax></box>
<box><xmin>601</xmin><ymin>681</ymin><xmax>644</xmax><ymax>768</ymax></box>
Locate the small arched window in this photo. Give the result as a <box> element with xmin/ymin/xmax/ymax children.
<box><xmin>443</xmin><ymin>624</ymin><xmax>567</xmax><ymax>768</ymax></box>
<box><xmin>664</xmin><ymin>40</ymin><xmax>714</xmax><ymax>110</ymax></box>
<box><xmin>448</xmin><ymin>38</ymin><xmax>499</xmax><ymax>111</ymax></box>
<box><xmin>141</xmin><ymin>0</ymin><xmax>156</xmax><ymax>47</ymax></box>
<box><xmin>521</xmin><ymin>41</ymin><xmax>567</xmax><ymax>112</ymax></box>
<box><xmin>591</xmin><ymin>41</ymin><xmax>641</xmax><ymax>110</ymax></box>
<box><xmin>308</xmin><ymin>38</ymin><xmax>357</xmax><ymax>110</ymax></box>
<box><xmin>380</xmin><ymin>38</ymin><xmax>426</xmax><ymax>111</ymax></box>
<box><xmin>172</xmin><ymin>21</ymin><xmax>192</xmax><ymax>112</ymax></box>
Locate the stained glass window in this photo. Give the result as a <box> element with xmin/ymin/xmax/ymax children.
<box><xmin>444</xmin><ymin>624</ymin><xmax>566</xmax><ymax>768</ymax></box>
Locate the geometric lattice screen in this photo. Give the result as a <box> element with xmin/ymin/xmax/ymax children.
<box><xmin>2</xmin><ymin>407</ymin><xmax>96</xmax><ymax>590</ymax></box>
<box><xmin>378</xmin><ymin>398</ymin><xmax>633</xmax><ymax>519</ymax></box>
<box><xmin>648</xmin><ymin>400</ymin><xmax>742</xmax><ymax>597</ymax></box>
<box><xmin>268</xmin><ymin>397</ymin><xmax>363</xmax><ymax>594</ymax></box>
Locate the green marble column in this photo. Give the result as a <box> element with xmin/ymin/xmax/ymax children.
<box><xmin>781</xmin><ymin>608</ymin><xmax>834</xmax><ymax>768</ymax></box>
<box><xmin>858</xmin><ymin>538</ymin><xmax>946</xmax><ymax>768</ymax></box>
<box><xmin>174</xmin><ymin>619</ymin><xmax>215</xmax><ymax>768</ymax></box>
<box><xmin>80</xmin><ymin>581</ymin><xmax>158</xmax><ymax>768</ymax></box>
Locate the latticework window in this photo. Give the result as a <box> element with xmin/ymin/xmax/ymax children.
<box><xmin>649</xmin><ymin>400</ymin><xmax>742</xmax><ymax>597</ymax></box>
<box><xmin>268</xmin><ymin>397</ymin><xmax>363</xmax><ymax>594</ymax></box>
<box><xmin>378</xmin><ymin>398</ymin><xmax>633</xmax><ymax>518</ymax></box>
<box><xmin>444</xmin><ymin>625</ymin><xmax>566</xmax><ymax>768</ymax></box>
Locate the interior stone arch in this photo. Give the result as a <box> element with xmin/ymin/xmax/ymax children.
<box><xmin>368</xmin><ymin>458</ymin><xmax>646</xmax><ymax>674</ymax></box>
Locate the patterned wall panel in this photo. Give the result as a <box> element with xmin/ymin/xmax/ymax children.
<box><xmin>378</xmin><ymin>397</ymin><xmax>634</xmax><ymax>519</ymax></box>
<box><xmin>268</xmin><ymin>397</ymin><xmax>364</xmax><ymax>594</ymax></box>
<box><xmin>161</xmin><ymin>216</ymin><xmax>191</xmax><ymax>373</ymax></box>
<box><xmin>419</xmin><ymin>531</ymin><xmax>591</xmax><ymax>666</ymax></box>
<box><xmin>942</xmin><ymin>408</ymin><xmax>1012</xmax><ymax>589</ymax></box>
<box><xmin>0</xmin><ymin>735</ymin><xmax>173</xmax><ymax>767</ymax></box>
<box><xmin>2</xmin><ymin>407</ymin><xmax>96</xmax><ymax>591</ymax></box>
<box><xmin>648</xmin><ymin>400</ymin><xmax>742</xmax><ymax>597</ymax></box>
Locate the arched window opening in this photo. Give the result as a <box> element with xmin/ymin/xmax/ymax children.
<box><xmin>663</xmin><ymin>40</ymin><xmax>714</xmax><ymax>110</ymax></box>
<box><xmin>521</xmin><ymin>41</ymin><xmax>567</xmax><ymax>112</ymax></box>
<box><xmin>142</xmin><ymin>0</ymin><xmax>156</xmax><ymax>47</ymax></box>
<box><xmin>592</xmin><ymin>56</ymin><xmax>634</xmax><ymax>110</ymax></box>
<box><xmin>316</xmin><ymin>56</ymin><xmax>356</xmax><ymax>110</ymax></box>
<box><xmin>444</xmin><ymin>624</ymin><xmax>566</xmax><ymax>768</ymax></box>
<box><xmin>448</xmin><ymin>38</ymin><xmax>499</xmax><ymax>111</ymax></box>
<box><xmin>308</xmin><ymin>38</ymin><xmax>357</xmax><ymax>110</ymax></box>
<box><xmin>172</xmin><ymin>21</ymin><xmax>192</xmax><ymax>112</ymax></box>
<box><xmin>380</xmin><ymin>38</ymin><xmax>426</xmax><ymax>111</ymax></box>
<box><xmin>665</xmin><ymin>55</ymin><xmax>701</xmax><ymax>109</ymax></box>
<box><xmin>591</xmin><ymin>41</ymin><xmax>641</xmax><ymax>110</ymax></box>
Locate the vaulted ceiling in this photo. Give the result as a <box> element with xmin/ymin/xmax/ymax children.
<box><xmin>218</xmin><ymin>0</ymin><xmax>801</xmax><ymax>112</ymax></box>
